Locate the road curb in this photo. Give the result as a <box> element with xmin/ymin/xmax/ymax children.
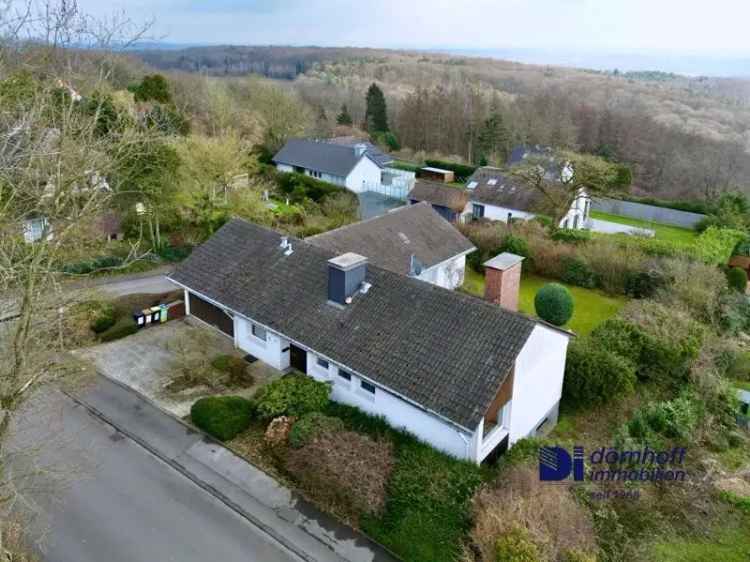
<box><xmin>63</xmin><ymin>386</ymin><xmax>320</xmax><ymax>562</ymax></box>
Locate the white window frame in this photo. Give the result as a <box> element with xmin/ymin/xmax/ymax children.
<box><xmin>251</xmin><ymin>323</ymin><xmax>267</xmax><ymax>342</ymax></box>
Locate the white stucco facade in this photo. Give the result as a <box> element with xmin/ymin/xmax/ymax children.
<box><xmin>466</xmin><ymin>189</ymin><xmax>590</xmax><ymax>230</ymax></box>
<box><xmin>343</xmin><ymin>156</ymin><xmax>382</xmax><ymax>193</ymax></box>
<box><xmin>177</xmin><ymin>283</ymin><xmax>570</xmax><ymax>465</ymax></box>
<box><xmin>275</xmin><ymin>154</ymin><xmax>382</xmax><ymax>194</ymax></box>
<box><xmin>508</xmin><ymin>324</ymin><xmax>569</xmax><ymax>444</ymax></box>
<box><xmin>417</xmin><ymin>253</ymin><xmax>468</xmax><ymax>290</ymax></box>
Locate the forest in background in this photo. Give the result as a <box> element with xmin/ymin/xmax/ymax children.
<box><xmin>135</xmin><ymin>45</ymin><xmax>750</xmax><ymax>200</ymax></box>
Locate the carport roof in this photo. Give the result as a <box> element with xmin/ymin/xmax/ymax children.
<box><xmin>169</xmin><ymin>218</ymin><xmax>537</xmax><ymax>430</ymax></box>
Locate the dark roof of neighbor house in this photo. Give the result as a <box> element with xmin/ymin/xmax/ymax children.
<box><xmin>327</xmin><ymin>136</ymin><xmax>393</xmax><ymax>167</ymax></box>
<box><xmin>408</xmin><ymin>180</ymin><xmax>470</xmax><ymax>213</ymax></box>
<box><xmin>306</xmin><ymin>203</ymin><xmax>475</xmax><ymax>276</ymax></box>
<box><xmin>467</xmin><ymin>168</ymin><xmax>543</xmax><ymax>213</ymax></box>
<box><xmin>273</xmin><ymin>138</ymin><xmax>382</xmax><ymax>177</ymax></box>
<box><xmin>170</xmin><ymin>218</ymin><xmax>538</xmax><ymax>430</ymax></box>
<box><xmin>508</xmin><ymin>144</ymin><xmax>555</xmax><ymax>166</ymax></box>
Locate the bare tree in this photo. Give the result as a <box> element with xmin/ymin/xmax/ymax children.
<box><xmin>0</xmin><ymin>2</ymin><xmax>153</xmax><ymax>556</ymax></box>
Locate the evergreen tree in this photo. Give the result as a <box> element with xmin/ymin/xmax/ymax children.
<box><xmin>477</xmin><ymin>112</ymin><xmax>511</xmax><ymax>165</ymax></box>
<box><xmin>364</xmin><ymin>83</ymin><xmax>389</xmax><ymax>133</ymax></box>
<box><xmin>336</xmin><ymin>103</ymin><xmax>353</xmax><ymax>126</ymax></box>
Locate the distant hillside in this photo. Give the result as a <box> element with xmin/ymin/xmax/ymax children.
<box><xmin>134</xmin><ymin>45</ymin><xmax>395</xmax><ymax>80</ymax></box>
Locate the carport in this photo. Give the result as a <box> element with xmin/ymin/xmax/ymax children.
<box><xmin>188</xmin><ymin>292</ymin><xmax>234</xmax><ymax>337</ymax></box>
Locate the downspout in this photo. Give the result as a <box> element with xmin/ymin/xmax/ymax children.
<box><xmin>456</xmin><ymin>428</ymin><xmax>473</xmax><ymax>463</ymax></box>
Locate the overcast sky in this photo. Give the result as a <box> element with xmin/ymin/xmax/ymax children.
<box><xmin>61</xmin><ymin>0</ymin><xmax>750</xmax><ymax>53</ymax></box>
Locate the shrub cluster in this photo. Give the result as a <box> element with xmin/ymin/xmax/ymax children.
<box><xmin>62</xmin><ymin>255</ymin><xmax>124</xmax><ymax>275</ymax></box>
<box><xmin>89</xmin><ymin>302</ymin><xmax>117</xmax><ymax>333</ymax></box>
<box><xmin>190</xmin><ymin>396</ymin><xmax>255</xmax><ymax>441</ymax></box>
<box><xmin>616</xmin><ymin>393</ymin><xmax>703</xmax><ymax>449</ymax></box>
<box><xmin>727</xmin><ymin>266</ymin><xmax>748</xmax><ymax>292</ymax></box>
<box><xmin>563</xmin><ymin>339</ymin><xmax>637</xmax><ymax>406</ymax></box>
<box><xmin>97</xmin><ymin>318</ymin><xmax>138</xmax><ymax>342</ymax></box>
<box><xmin>254</xmin><ymin>374</ymin><xmax>331</xmax><ymax>419</ymax></box>
<box><xmin>286</xmin><ymin>430</ymin><xmax>394</xmax><ymax>519</ymax></box>
<box><xmin>288</xmin><ymin>412</ymin><xmax>345</xmax><ymax>449</ymax></box>
<box><xmin>275</xmin><ymin>170</ymin><xmax>349</xmax><ymax>203</ymax></box>
<box><xmin>551</xmin><ymin>228</ymin><xmax>592</xmax><ymax>245</ymax></box>
<box><xmin>211</xmin><ymin>354</ymin><xmax>252</xmax><ymax>385</ymax></box>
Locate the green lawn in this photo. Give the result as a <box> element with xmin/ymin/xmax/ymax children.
<box><xmin>463</xmin><ymin>269</ymin><xmax>627</xmax><ymax>335</ymax></box>
<box><xmin>650</xmin><ymin>522</ymin><xmax>750</xmax><ymax>562</ymax></box>
<box><xmin>590</xmin><ymin>210</ymin><xmax>698</xmax><ymax>245</ymax></box>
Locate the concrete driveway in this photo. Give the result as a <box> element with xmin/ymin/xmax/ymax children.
<box><xmin>73</xmin><ymin>320</ymin><xmax>282</xmax><ymax>418</ymax></box>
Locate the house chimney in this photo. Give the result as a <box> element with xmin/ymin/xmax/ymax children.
<box><xmin>354</xmin><ymin>143</ymin><xmax>367</xmax><ymax>158</ymax></box>
<box><xmin>327</xmin><ymin>252</ymin><xmax>368</xmax><ymax>306</ymax></box>
<box><xmin>483</xmin><ymin>253</ymin><xmax>524</xmax><ymax>312</ymax></box>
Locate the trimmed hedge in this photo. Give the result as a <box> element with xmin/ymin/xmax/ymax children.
<box><xmin>534</xmin><ymin>283</ymin><xmax>574</xmax><ymax>326</ymax></box>
<box><xmin>288</xmin><ymin>412</ymin><xmax>345</xmax><ymax>449</ymax></box>
<box><xmin>255</xmin><ymin>374</ymin><xmax>331</xmax><ymax>419</ymax></box>
<box><xmin>275</xmin><ymin>170</ymin><xmax>349</xmax><ymax>202</ymax></box>
<box><xmin>424</xmin><ymin>159</ymin><xmax>477</xmax><ymax>182</ymax></box>
<box><xmin>551</xmin><ymin>228</ymin><xmax>592</xmax><ymax>245</ymax></box>
<box><xmin>190</xmin><ymin>396</ymin><xmax>255</xmax><ymax>441</ymax></box>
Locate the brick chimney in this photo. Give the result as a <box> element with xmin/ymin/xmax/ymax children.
<box><xmin>483</xmin><ymin>253</ymin><xmax>524</xmax><ymax>312</ymax></box>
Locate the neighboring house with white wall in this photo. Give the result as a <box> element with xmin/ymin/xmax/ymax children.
<box><xmin>307</xmin><ymin>202</ymin><xmax>475</xmax><ymax>290</ymax></box>
<box><xmin>273</xmin><ymin>138</ymin><xmax>387</xmax><ymax>194</ymax></box>
<box><xmin>465</xmin><ymin>167</ymin><xmax>590</xmax><ymax>229</ymax></box>
<box><xmin>169</xmin><ymin>218</ymin><xmax>572</xmax><ymax>464</ymax></box>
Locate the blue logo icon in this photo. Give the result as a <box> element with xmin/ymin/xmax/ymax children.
<box><xmin>539</xmin><ymin>446</ymin><xmax>585</xmax><ymax>481</ymax></box>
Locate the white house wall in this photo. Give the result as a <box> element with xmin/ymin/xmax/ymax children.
<box><xmin>235</xmin><ymin>316</ymin><xmax>290</xmax><ymax>371</ymax></box>
<box><xmin>305</xmin><ymin>351</ymin><xmax>474</xmax><ymax>460</ymax></box>
<box><xmin>418</xmin><ymin>254</ymin><xmax>467</xmax><ymax>290</ymax></box>
<box><xmin>276</xmin><ymin>163</ymin><xmax>294</xmax><ymax>173</ymax></box>
<box><xmin>345</xmin><ymin>156</ymin><xmax>382</xmax><ymax>193</ymax></box>
<box><xmin>475</xmin><ymin>202</ymin><xmax>536</xmax><ymax>222</ymax></box>
<box><xmin>508</xmin><ymin>324</ymin><xmax>569</xmax><ymax>444</ymax></box>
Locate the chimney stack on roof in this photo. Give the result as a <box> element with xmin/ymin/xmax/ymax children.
<box><xmin>354</xmin><ymin>143</ymin><xmax>367</xmax><ymax>158</ymax></box>
<box><xmin>327</xmin><ymin>252</ymin><xmax>368</xmax><ymax>306</ymax></box>
<box><xmin>483</xmin><ymin>253</ymin><xmax>524</xmax><ymax>312</ymax></box>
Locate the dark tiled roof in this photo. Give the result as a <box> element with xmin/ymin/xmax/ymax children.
<box><xmin>408</xmin><ymin>180</ymin><xmax>470</xmax><ymax>213</ymax></box>
<box><xmin>468</xmin><ymin>168</ymin><xmax>543</xmax><ymax>213</ymax></box>
<box><xmin>306</xmin><ymin>203</ymin><xmax>475</xmax><ymax>276</ymax></box>
<box><xmin>327</xmin><ymin>136</ymin><xmax>393</xmax><ymax>167</ymax></box>
<box><xmin>508</xmin><ymin>144</ymin><xmax>555</xmax><ymax>166</ymax></box>
<box><xmin>273</xmin><ymin>138</ymin><xmax>382</xmax><ymax>177</ymax></box>
<box><xmin>170</xmin><ymin>219</ymin><xmax>536</xmax><ymax>429</ymax></box>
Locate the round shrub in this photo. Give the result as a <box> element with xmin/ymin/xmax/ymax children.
<box><xmin>727</xmin><ymin>266</ymin><xmax>748</xmax><ymax>292</ymax></box>
<box><xmin>534</xmin><ymin>283</ymin><xmax>574</xmax><ymax>326</ymax></box>
<box><xmin>289</xmin><ymin>412</ymin><xmax>345</xmax><ymax>449</ymax></box>
<box><xmin>495</xmin><ymin>527</ymin><xmax>540</xmax><ymax>562</ymax></box>
<box><xmin>255</xmin><ymin>374</ymin><xmax>331</xmax><ymax>420</ymax></box>
<box><xmin>190</xmin><ymin>396</ymin><xmax>255</xmax><ymax>441</ymax></box>
<box><xmin>560</xmin><ymin>256</ymin><xmax>596</xmax><ymax>288</ymax></box>
<box><xmin>563</xmin><ymin>340</ymin><xmax>637</xmax><ymax>406</ymax></box>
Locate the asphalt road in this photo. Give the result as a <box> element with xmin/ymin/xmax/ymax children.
<box><xmin>10</xmin><ymin>389</ymin><xmax>303</xmax><ymax>562</ymax></box>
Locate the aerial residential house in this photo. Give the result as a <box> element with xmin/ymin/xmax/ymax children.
<box><xmin>466</xmin><ymin>167</ymin><xmax>590</xmax><ymax>229</ymax></box>
<box><xmin>273</xmin><ymin>138</ymin><xmax>387</xmax><ymax>193</ymax></box>
<box><xmin>169</xmin><ymin>218</ymin><xmax>572</xmax><ymax>464</ymax></box>
<box><xmin>407</xmin><ymin>180</ymin><xmax>470</xmax><ymax>224</ymax></box>
<box><xmin>307</xmin><ymin>202</ymin><xmax>475</xmax><ymax>290</ymax></box>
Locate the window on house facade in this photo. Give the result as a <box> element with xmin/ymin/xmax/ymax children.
<box><xmin>360</xmin><ymin>380</ymin><xmax>376</xmax><ymax>394</ymax></box>
<box><xmin>338</xmin><ymin>370</ymin><xmax>352</xmax><ymax>381</ymax></box>
<box><xmin>251</xmin><ymin>323</ymin><xmax>267</xmax><ymax>341</ymax></box>
<box><xmin>317</xmin><ymin>357</ymin><xmax>329</xmax><ymax>369</ymax></box>
<box><xmin>472</xmin><ymin>204</ymin><xmax>485</xmax><ymax>219</ymax></box>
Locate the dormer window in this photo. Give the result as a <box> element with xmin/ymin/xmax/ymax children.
<box><xmin>467</xmin><ymin>181</ymin><xmax>478</xmax><ymax>189</ymax></box>
<box><xmin>487</xmin><ymin>178</ymin><xmax>498</xmax><ymax>186</ymax></box>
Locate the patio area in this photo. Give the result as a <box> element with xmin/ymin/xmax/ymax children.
<box><xmin>73</xmin><ymin>319</ymin><xmax>283</xmax><ymax>418</ymax></box>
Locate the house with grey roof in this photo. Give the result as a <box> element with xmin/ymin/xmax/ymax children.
<box><xmin>168</xmin><ymin>218</ymin><xmax>572</xmax><ymax>464</ymax></box>
<box><xmin>307</xmin><ymin>202</ymin><xmax>475</xmax><ymax>290</ymax></box>
<box><xmin>466</xmin><ymin>166</ymin><xmax>590</xmax><ymax>229</ymax></box>
<box><xmin>273</xmin><ymin>138</ymin><xmax>386</xmax><ymax>193</ymax></box>
<box><xmin>407</xmin><ymin>180</ymin><xmax>470</xmax><ymax>224</ymax></box>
